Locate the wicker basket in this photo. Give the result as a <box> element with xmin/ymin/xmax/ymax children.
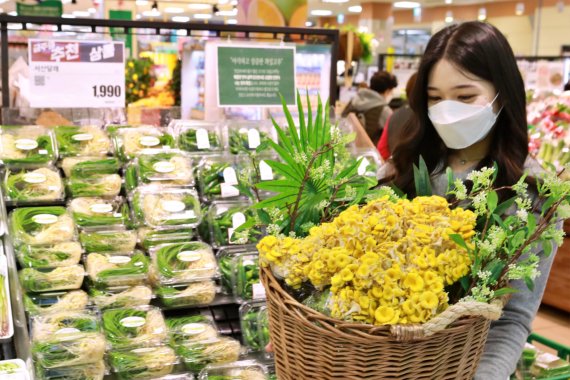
<box><xmin>261</xmin><ymin>266</ymin><xmax>503</xmax><ymax>380</ymax></box>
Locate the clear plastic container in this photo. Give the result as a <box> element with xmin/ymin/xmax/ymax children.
<box><xmin>19</xmin><ymin>265</ymin><xmax>84</xmax><ymax>293</ymax></box>
<box><xmin>123</xmin><ymin>161</ymin><xmax>139</xmax><ymax>194</ymax></box>
<box><xmin>198</xmin><ymin>360</ymin><xmax>268</xmax><ymax>380</ymax></box>
<box><xmin>216</xmin><ymin>246</ymin><xmax>251</xmax><ymax>295</ymax></box>
<box><xmin>166</xmin><ymin>315</ymin><xmax>218</xmax><ymax>345</ymax></box>
<box><xmin>79</xmin><ymin>229</ymin><xmax>137</xmax><ymax>253</ymax></box>
<box><xmin>257</xmin><ymin>306</ymin><xmax>271</xmax><ymax>358</ymax></box>
<box><xmin>32</xmin><ymin>331</ymin><xmax>106</xmax><ymax>369</ymax></box>
<box><xmin>23</xmin><ymin>290</ymin><xmax>89</xmax><ymax>316</ymax></box>
<box><xmin>60</xmin><ymin>156</ymin><xmax>121</xmax><ymax>178</ymax></box>
<box><xmin>156</xmin><ymin>281</ymin><xmax>217</xmax><ymax>308</ymax></box>
<box><xmin>0</xmin><ymin>255</ymin><xmax>14</xmax><ymax>341</ymax></box>
<box><xmin>69</xmin><ymin>197</ymin><xmax>130</xmax><ymax>229</ymax></box>
<box><xmin>176</xmin><ymin>336</ymin><xmax>242</xmax><ymax>373</ymax></box>
<box><xmin>3</xmin><ymin>167</ymin><xmax>64</xmax><ymax>205</ymax></box>
<box><xmin>111</xmin><ymin>125</ymin><xmax>176</xmax><ymax>161</ymax></box>
<box><xmin>102</xmin><ymin>305</ymin><xmax>168</xmax><ymax>349</ymax></box>
<box><xmin>225</xmin><ymin>121</ymin><xmax>276</xmax><ymax>155</ymax></box>
<box><xmin>34</xmin><ymin>361</ymin><xmax>106</xmax><ymax>380</ymax></box>
<box><xmin>239</xmin><ymin>301</ymin><xmax>268</xmax><ymax>353</ymax></box>
<box><xmin>137</xmin><ymin>227</ymin><xmax>196</xmax><ymax>251</ymax></box>
<box><xmin>85</xmin><ymin>251</ymin><xmax>149</xmax><ymax>288</ymax></box>
<box><xmin>54</xmin><ymin>125</ymin><xmax>112</xmax><ymax>158</ymax></box>
<box><xmin>109</xmin><ymin>345</ymin><xmax>178</xmax><ymax>380</ymax></box>
<box><xmin>89</xmin><ymin>285</ymin><xmax>153</xmax><ymax>310</ymax></box>
<box><xmin>352</xmin><ymin>148</ymin><xmax>382</xmax><ymax>178</ymax></box>
<box><xmin>66</xmin><ymin>174</ymin><xmax>123</xmax><ymax>198</ymax></box>
<box><xmin>197</xmin><ymin>154</ymin><xmax>251</xmax><ymax>202</ymax></box>
<box><xmin>132</xmin><ymin>187</ymin><xmax>201</xmax><ymax>228</ymax></box>
<box><xmin>16</xmin><ymin>241</ymin><xmax>82</xmax><ymax>268</ymax></box>
<box><xmin>234</xmin><ymin>252</ymin><xmax>263</xmax><ymax>302</ymax></box>
<box><xmin>0</xmin><ymin>359</ymin><xmax>31</xmax><ymax>380</ymax></box>
<box><xmin>10</xmin><ymin>206</ymin><xmax>77</xmax><ymax>246</ymax></box>
<box><xmin>0</xmin><ymin>125</ymin><xmax>57</xmax><ymax>167</ymax></box>
<box><xmin>150</xmin><ymin>242</ymin><xmax>218</xmax><ymax>285</ymax></box>
<box><xmin>31</xmin><ymin>310</ymin><xmax>100</xmax><ymax>342</ymax></box>
<box><xmin>172</xmin><ymin>120</ymin><xmax>223</xmax><ymax>153</ymax></box>
<box><xmin>136</xmin><ymin>151</ymin><xmax>194</xmax><ymax>186</ymax></box>
<box><xmin>206</xmin><ymin>202</ymin><xmax>262</xmax><ymax>248</ymax></box>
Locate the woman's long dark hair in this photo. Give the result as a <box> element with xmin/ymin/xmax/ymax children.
<box><xmin>389</xmin><ymin>21</ymin><xmax>528</xmax><ymax>196</ymax></box>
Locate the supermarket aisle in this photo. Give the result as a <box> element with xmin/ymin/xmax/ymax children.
<box><xmin>533</xmin><ymin>305</ymin><xmax>570</xmax><ymax>347</ymax></box>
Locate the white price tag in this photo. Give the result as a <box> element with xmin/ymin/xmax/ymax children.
<box><xmin>252</xmin><ymin>283</ymin><xmax>266</xmax><ymax>299</ymax></box>
<box><xmin>28</xmin><ymin>40</ymin><xmax>125</xmax><ymax>108</ymax></box>
<box><xmin>259</xmin><ymin>160</ymin><xmax>274</xmax><ymax>181</ymax></box>
<box><xmin>221</xmin><ymin>183</ymin><xmax>240</xmax><ymax>198</ymax></box>
<box><xmin>248</xmin><ymin>129</ymin><xmax>261</xmax><ymax>149</ymax></box>
<box><xmin>228</xmin><ymin>212</ymin><xmax>246</xmax><ymax>241</ymax></box>
<box><xmin>222</xmin><ymin>167</ymin><xmax>238</xmax><ymax>185</ymax></box>
<box><xmin>196</xmin><ymin>128</ymin><xmax>211</xmax><ymax>150</ymax></box>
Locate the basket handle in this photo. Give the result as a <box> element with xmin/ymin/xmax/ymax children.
<box><xmin>390</xmin><ymin>300</ymin><xmax>503</xmax><ymax>341</ymax></box>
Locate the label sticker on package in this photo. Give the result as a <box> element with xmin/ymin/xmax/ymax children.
<box><xmin>252</xmin><ymin>283</ymin><xmax>266</xmax><ymax>299</ymax></box>
<box><xmin>196</xmin><ymin>128</ymin><xmax>211</xmax><ymax>150</ymax></box>
<box><xmin>228</xmin><ymin>212</ymin><xmax>246</xmax><ymax>241</ymax></box>
<box><xmin>259</xmin><ymin>160</ymin><xmax>273</xmax><ymax>181</ymax></box>
<box><xmin>24</xmin><ymin>172</ymin><xmax>47</xmax><ymax>184</ymax></box>
<box><xmin>120</xmin><ymin>316</ymin><xmax>146</xmax><ymax>328</ymax></box>
<box><xmin>153</xmin><ymin>161</ymin><xmax>175</xmax><ymax>173</ymax></box>
<box><xmin>221</xmin><ymin>183</ymin><xmax>240</xmax><ymax>198</ymax></box>
<box><xmin>108</xmin><ymin>255</ymin><xmax>131</xmax><ymax>264</ymax></box>
<box><xmin>72</xmin><ymin>133</ymin><xmax>93</xmax><ymax>141</ymax></box>
<box><xmin>55</xmin><ymin>327</ymin><xmax>81</xmax><ymax>335</ymax></box>
<box><xmin>177</xmin><ymin>251</ymin><xmax>202</xmax><ymax>262</ymax></box>
<box><xmin>32</xmin><ymin>214</ymin><xmax>58</xmax><ymax>224</ymax></box>
<box><xmin>181</xmin><ymin>323</ymin><xmax>207</xmax><ymax>335</ymax></box>
<box><xmin>90</xmin><ymin>203</ymin><xmax>113</xmax><ymax>214</ymax></box>
<box><xmin>247</xmin><ymin>129</ymin><xmax>261</xmax><ymax>149</ymax></box>
<box><xmin>15</xmin><ymin>139</ymin><xmax>38</xmax><ymax>151</ymax></box>
<box><xmin>161</xmin><ymin>200</ymin><xmax>186</xmax><ymax>213</ymax></box>
<box><xmin>222</xmin><ymin>167</ymin><xmax>238</xmax><ymax>185</ymax></box>
<box><xmin>139</xmin><ymin>135</ymin><xmax>160</xmax><ymax>147</ymax></box>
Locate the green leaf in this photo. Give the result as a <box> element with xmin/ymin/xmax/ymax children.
<box><xmin>524</xmin><ymin>276</ymin><xmax>535</xmax><ymax>291</ymax></box>
<box><xmin>492</xmin><ymin>214</ymin><xmax>507</xmax><ymax>229</ymax></box>
<box><xmin>449</xmin><ymin>234</ymin><xmax>469</xmax><ymax>250</ymax></box>
<box><xmin>413</xmin><ymin>156</ymin><xmax>432</xmax><ymax>196</ymax></box>
<box><xmin>253</xmin><ymin>191</ymin><xmax>298</xmax><ymax>210</ymax></box>
<box><xmin>459</xmin><ymin>275</ymin><xmax>470</xmax><ymax>291</ymax></box>
<box><xmin>487</xmin><ymin>191</ymin><xmax>498</xmax><ymax>213</ymax></box>
<box><xmin>297</xmin><ymin>91</ymin><xmax>308</xmax><ymax>145</ymax></box>
<box><xmin>263</xmin><ymin>158</ymin><xmax>303</xmax><ymax>183</ymax></box>
<box><xmin>541</xmin><ymin>197</ymin><xmax>555</xmax><ymax>215</ymax></box>
<box><xmin>306</xmin><ymin>92</ymin><xmax>313</xmax><ymax>145</ymax></box>
<box><xmin>510</xmin><ymin>229</ymin><xmax>527</xmax><ymax>249</ymax></box>
<box><xmin>256</xmin><ymin>209</ymin><xmax>272</xmax><ymax>226</ymax></box>
<box><xmin>255</xmin><ymin>180</ymin><xmax>301</xmax><ymax>192</ymax></box>
<box><xmin>495</xmin><ymin>196</ymin><xmax>517</xmax><ymax>216</ymax></box>
<box><xmin>280</xmin><ymin>94</ymin><xmax>302</xmax><ymax>152</ymax></box>
<box><xmin>486</xmin><ymin>260</ymin><xmax>504</xmax><ymax>283</ymax></box>
<box><xmin>493</xmin><ymin>287</ymin><xmax>519</xmax><ymax>298</ymax></box>
<box><xmin>271</xmin><ymin>118</ymin><xmax>297</xmax><ymax>156</ymax></box>
<box><xmin>526</xmin><ymin>213</ymin><xmax>537</xmax><ymax>238</ymax></box>
<box><xmin>542</xmin><ymin>239</ymin><xmax>553</xmax><ymax>257</ymax></box>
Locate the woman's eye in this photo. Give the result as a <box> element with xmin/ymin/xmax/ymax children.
<box><xmin>458</xmin><ymin>95</ymin><xmax>475</xmax><ymax>101</ymax></box>
<box><xmin>428</xmin><ymin>96</ymin><xmax>441</xmax><ymax>102</ymax></box>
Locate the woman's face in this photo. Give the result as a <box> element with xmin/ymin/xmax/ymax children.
<box><xmin>427</xmin><ymin>58</ymin><xmax>498</xmax><ymax>111</ymax></box>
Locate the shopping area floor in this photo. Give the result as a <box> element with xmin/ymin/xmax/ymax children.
<box><xmin>532</xmin><ymin>305</ymin><xmax>570</xmax><ymax>352</ymax></box>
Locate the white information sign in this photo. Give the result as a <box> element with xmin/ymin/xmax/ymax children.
<box><xmin>28</xmin><ymin>39</ymin><xmax>125</xmax><ymax>108</ymax></box>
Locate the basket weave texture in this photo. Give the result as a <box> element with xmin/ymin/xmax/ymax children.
<box><xmin>261</xmin><ymin>266</ymin><xmax>503</xmax><ymax>380</ymax></box>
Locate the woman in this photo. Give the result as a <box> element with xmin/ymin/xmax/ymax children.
<box><xmin>381</xmin><ymin>21</ymin><xmax>558</xmax><ymax>380</ymax></box>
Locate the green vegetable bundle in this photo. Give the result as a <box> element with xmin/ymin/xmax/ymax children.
<box><xmin>228</xmin><ymin>128</ymin><xmax>270</xmax><ymax>154</ymax></box>
<box><xmin>32</xmin><ymin>333</ymin><xmax>106</xmax><ymax>369</ymax></box>
<box><xmin>62</xmin><ymin>157</ymin><xmax>121</xmax><ymax>178</ymax></box>
<box><xmin>137</xmin><ymin>152</ymin><xmax>194</xmax><ymax>186</ymax></box>
<box><xmin>112</xmin><ymin>126</ymin><xmax>175</xmax><ymax>162</ymax></box>
<box><xmin>66</xmin><ymin>174</ymin><xmax>123</xmax><ymax>198</ymax></box>
<box><xmin>156</xmin><ymin>281</ymin><xmax>217</xmax><ymax>308</ymax></box>
<box><xmin>10</xmin><ymin>206</ymin><xmax>76</xmax><ymax>246</ymax></box>
<box><xmin>166</xmin><ymin>315</ymin><xmax>218</xmax><ymax>345</ymax></box>
<box><xmin>210</xmin><ymin>205</ymin><xmax>261</xmax><ymax>247</ymax></box>
<box><xmin>102</xmin><ymin>306</ymin><xmax>168</xmax><ymax>349</ymax></box>
<box><xmin>152</xmin><ymin>242</ymin><xmax>217</xmax><ymax>284</ymax></box>
<box><xmin>178</xmin><ymin>127</ymin><xmax>221</xmax><ymax>152</ymax></box>
<box><xmin>20</xmin><ymin>265</ymin><xmax>84</xmax><ymax>293</ymax></box>
<box><xmin>124</xmin><ymin>163</ymin><xmax>138</xmax><ymax>193</ymax></box>
<box><xmin>0</xmin><ymin>361</ymin><xmax>23</xmax><ymax>375</ymax></box>
<box><xmin>90</xmin><ymin>286</ymin><xmax>153</xmax><ymax>310</ymax></box>
<box><xmin>133</xmin><ymin>189</ymin><xmax>201</xmax><ymax>227</ymax></box>
<box><xmin>176</xmin><ymin>337</ymin><xmax>241</xmax><ymax>373</ymax></box>
<box><xmin>109</xmin><ymin>345</ymin><xmax>177</xmax><ymax>379</ymax></box>
<box><xmin>32</xmin><ymin>311</ymin><xmax>100</xmax><ymax>342</ymax></box>
<box><xmin>217</xmin><ymin>251</ymin><xmax>234</xmax><ymax>294</ymax></box>
<box><xmin>198</xmin><ymin>160</ymin><xmax>246</xmax><ymax>200</ymax></box>
<box><xmin>24</xmin><ymin>290</ymin><xmax>89</xmax><ymax>316</ymax></box>
<box><xmin>0</xmin><ymin>126</ymin><xmax>56</xmax><ymax>166</ymax></box>
<box><xmin>54</xmin><ymin>125</ymin><xmax>111</xmax><ymax>157</ymax></box>
<box><xmin>35</xmin><ymin>361</ymin><xmax>106</xmax><ymax>380</ymax></box>
<box><xmin>240</xmin><ymin>307</ymin><xmax>266</xmax><ymax>352</ymax></box>
<box><xmin>86</xmin><ymin>252</ymin><xmax>149</xmax><ymax>288</ymax></box>
<box><xmin>16</xmin><ymin>242</ymin><xmax>82</xmax><ymax>268</ymax></box>
<box><xmin>138</xmin><ymin>227</ymin><xmax>195</xmax><ymax>250</ymax></box>
<box><xmin>0</xmin><ymin>271</ymin><xmax>10</xmax><ymax>338</ymax></box>
<box><xmin>235</xmin><ymin>254</ymin><xmax>260</xmax><ymax>301</ymax></box>
<box><xmin>4</xmin><ymin>167</ymin><xmax>64</xmax><ymax>203</ymax></box>
<box><xmin>70</xmin><ymin>197</ymin><xmax>130</xmax><ymax>228</ymax></box>
<box><xmin>79</xmin><ymin>230</ymin><xmax>137</xmax><ymax>253</ymax></box>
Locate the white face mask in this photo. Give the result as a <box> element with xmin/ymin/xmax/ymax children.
<box><xmin>428</xmin><ymin>93</ymin><xmax>501</xmax><ymax>150</ymax></box>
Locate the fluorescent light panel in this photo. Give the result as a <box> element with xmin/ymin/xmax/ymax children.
<box><xmin>348</xmin><ymin>5</ymin><xmax>362</xmax><ymax>13</ymax></box>
<box><xmin>393</xmin><ymin>1</ymin><xmax>421</xmax><ymax>9</ymax></box>
<box><xmin>194</xmin><ymin>13</ymin><xmax>212</xmax><ymax>19</ymax></box>
<box><xmin>173</xmin><ymin>15</ymin><xmax>190</xmax><ymax>22</ymax></box>
<box><xmin>165</xmin><ymin>7</ymin><xmax>184</xmax><ymax>13</ymax></box>
<box><xmin>188</xmin><ymin>3</ymin><xmax>211</xmax><ymax>10</ymax></box>
<box><xmin>310</xmin><ymin>9</ymin><xmax>333</xmax><ymax>16</ymax></box>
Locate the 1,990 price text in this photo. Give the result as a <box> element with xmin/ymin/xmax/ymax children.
<box><xmin>92</xmin><ymin>85</ymin><xmax>122</xmax><ymax>98</ymax></box>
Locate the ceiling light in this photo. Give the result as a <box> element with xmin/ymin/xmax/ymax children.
<box><xmin>219</xmin><ymin>0</ymin><xmax>229</xmax><ymax>4</ymax></box>
<box><xmin>172</xmin><ymin>15</ymin><xmax>190</xmax><ymax>22</ymax></box>
<box><xmin>143</xmin><ymin>9</ymin><xmax>161</xmax><ymax>16</ymax></box>
<box><xmin>323</xmin><ymin>0</ymin><xmax>349</xmax><ymax>3</ymax></box>
<box><xmin>88</xmin><ymin>7</ymin><xmax>97</xmax><ymax>13</ymax></box>
<box><xmin>445</xmin><ymin>10</ymin><xmax>453</xmax><ymax>23</ymax></box>
<box><xmin>194</xmin><ymin>13</ymin><xmax>212</xmax><ymax>19</ymax></box>
<box><xmin>165</xmin><ymin>7</ymin><xmax>184</xmax><ymax>13</ymax></box>
<box><xmin>217</xmin><ymin>8</ymin><xmax>237</xmax><ymax>16</ymax></box>
<box><xmin>310</xmin><ymin>9</ymin><xmax>333</xmax><ymax>16</ymax></box>
<box><xmin>478</xmin><ymin>7</ymin><xmax>486</xmax><ymax>21</ymax></box>
<box><xmin>188</xmin><ymin>3</ymin><xmax>211</xmax><ymax>10</ymax></box>
<box><xmin>227</xmin><ymin>18</ymin><xmax>238</xmax><ymax>24</ymax></box>
<box><xmin>73</xmin><ymin>10</ymin><xmax>91</xmax><ymax>17</ymax></box>
<box><xmin>305</xmin><ymin>21</ymin><xmax>313</xmax><ymax>26</ymax></box>
<box><xmin>445</xmin><ymin>0</ymin><xmax>452</xmax><ymax>4</ymax></box>
<box><xmin>348</xmin><ymin>5</ymin><xmax>362</xmax><ymax>13</ymax></box>
<box><xmin>136</xmin><ymin>0</ymin><xmax>148</xmax><ymax>5</ymax></box>
<box><xmin>62</xmin><ymin>13</ymin><xmax>76</xmax><ymax>18</ymax></box>
<box><xmin>393</xmin><ymin>1</ymin><xmax>421</xmax><ymax>9</ymax></box>
<box><xmin>515</xmin><ymin>2</ymin><xmax>524</xmax><ymax>15</ymax></box>
<box><xmin>136</xmin><ymin>14</ymin><xmax>142</xmax><ymax>19</ymax></box>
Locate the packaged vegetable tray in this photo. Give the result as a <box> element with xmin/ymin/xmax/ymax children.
<box><xmin>34</xmin><ymin>361</ymin><xmax>106</xmax><ymax>380</ymax></box>
<box><xmin>102</xmin><ymin>305</ymin><xmax>168</xmax><ymax>349</ymax></box>
<box><xmin>0</xmin><ymin>255</ymin><xmax>14</xmax><ymax>341</ymax></box>
<box><xmin>79</xmin><ymin>229</ymin><xmax>137</xmax><ymax>253</ymax></box>
<box><xmin>175</xmin><ymin>336</ymin><xmax>242</xmax><ymax>373</ymax></box>
<box><xmin>10</xmin><ymin>206</ymin><xmax>77</xmax><ymax>246</ymax></box>
<box><xmin>3</xmin><ymin>167</ymin><xmax>64</xmax><ymax>204</ymax></box>
<box><xmin>198</xmin><ymin>360</ymin><xmax>268</xmax><ymax>380</ymax></box>
<box><xmin>225</xmin><ymin>122</ymin><xmax>275</xmax><ymax>155</ymax></box>
<box><xmin>234</xmin><ymin>252</ymin><xmax>263</xmax><ymax>302</ymax></box>
<box><xmin>0</xmin><ymin>359</ymin><xmax>31</xmax><ymax>380</ymax></box>
<box><xmin>69</xmin><ymin>197</ymin><xmax>130</xmax><ymax>229</ymax></box>
<box><xmin>156</xmin><ymin>280</ymin><xmax>217</xmax><ymax>308</ymax></box>
<box><xmin>206</xmin><ymin>202</ymin><xmax>262</xmax><ymax>248</ymax></box>
<box><xmin>19</xmin><ymin>265</ymin><xmax>85</xmax><ymax>293</ymax></box>
<box><xmin>16</xmin><ymin>241</ymin><xmax>82</xmax><ymax>268</ymax></box>
<box><xmin>23</xmin><ymin>290</ymin><xmax>89</xmax><ymax>316</ymax></box>
<box><xmin>89</xmin><ymin>285</ymin><xmax>153</xmax><ymax>310</ymax></box>
<box><xmin>108</xmin><ymin>345</ymin><xmax>178</xmax><ymax>380</ymax></box>
<box><xmin>239</xmin><ymin>301</ymin><xmax>270</xmax><ymax>353</ymax></box>
<box><xmin>85</xmin><ymin>251</ymin><xmax>149</xmax><ymax>288</ymax></box>
<box><xmin>166</xmin><ymin>315</ymin><xmax>218</xmax><ymax>345</ymax></box>
<box><xmin>111</xmin><ymin>125</ymin><xmax>175</xmax><ymax>161</ymax></box>
<box><xmin>54</xmin><ymin>125</ymin><xmax>111</xmax><ymax>157</ymax></box>
<box><xmin>132</xmin><ymin>187</ymin><xmax>201</xmax><ymax>228</ymax></box>
<box><xmin>61</xmin><ymin>156</ymin><xmax>122</xmax><ymax>198</ymax></box>
<box><xmin>150</xmin><ymin>242</ymin><xmax>218</xmax><ymax>285</ymax></box>
<box><xmin>0</xmin><ymin>125</ymin><xmax>57</xmax><ymax>167</ymax></box>
<box><xmin>31</xmin><ymin>310</ymin><xmax>100</xmax><ymax>342</ymax></box>
<box><xmin>172</xmin><ymin>120</ymin><xmax>223</xmax><ymax>153</ymax></box>
<box><xmin>60</xmin><ymin>156</ymin><xmax>121</xmax><ymax>178</ymax></box>
<box><xmin>138</xmin><ymin>227</ymin><xmax>196</xmax><ymax>250</ymax></box>
<box><xmin>197</xmin><ymin>154</ymin><xmax>250</xmax><ymax>202</ymax></box>
<box><xmin>135</xmin><ymin>151</ymin><xmax>194</xmax><ymax>186</ymax></box>
<box><xmin>32</xmin><ymin>331</ymin><xmax>106</xmax><ymax>369</ymax></box>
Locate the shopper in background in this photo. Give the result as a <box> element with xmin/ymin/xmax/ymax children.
<box><xmin>377</xmin><ymin>72</ymin><xmax>417</xmax><ymax>160</ymax></box>
<box><xmin>341</xmin><ymin>71</ymin><xmax>398</xmax><ymax>145</ymax></box>
<box><xmin>564</xmin><ymin>80</ymin><xmax>570</xmax><ymax>92</ymax></box>
<box><xmin>379</xmin><ymin>21</ymin><xmax>559</xmax><ymax>380</ymax></box>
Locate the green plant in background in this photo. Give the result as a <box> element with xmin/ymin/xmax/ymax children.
<box><xmin>126</xmin><ymin>57</ymin><xmax>155</xmax><ymax>105</ymax></box>
<box><xmin>168</xmin><ymin>59</ymin><xmax>181</xmax><ymax>107</ymax></box>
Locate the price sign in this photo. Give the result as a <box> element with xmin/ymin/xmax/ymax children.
<box><xmin>28</xmin><ymin>39</ymin><xmax>125</xmax><ymax>108</ymax></box>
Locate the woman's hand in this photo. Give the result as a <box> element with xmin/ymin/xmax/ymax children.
<box><xmin>265</xmin><ymin>342</ymin><xmax>274</xmax><ymax>353</ymax></box>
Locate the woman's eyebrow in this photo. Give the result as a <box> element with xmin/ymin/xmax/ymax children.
<box><xmin>427</xmin><ymin>84</ymin><xmax>477</xmax><ymax>90</ymax></box>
